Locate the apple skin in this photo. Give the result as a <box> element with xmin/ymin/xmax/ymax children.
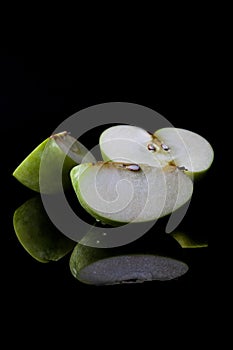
<box><xmin>13</xmin><ymin>136</ymin><xmax>77</xmax><ymax>193</ymax></box>
<box><xmin>13</xmin><ymin>196</ymin><xmax>76</xmax><ymax>263</ymax></box>
<box><xmin>12</xmin><ymin>129</ymin><xmax>97</xmax><ymax>194</ymax></box>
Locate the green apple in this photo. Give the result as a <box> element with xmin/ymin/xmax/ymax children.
<box><xmin>170</xmin><ymin>231</ymin><xmax>208</xmax><ymax>248</ymax></box>
<box><xmin>70</xmin><ymin>161</ymin><xmax>193</xmax><ymax>225</ymax></box>
<box><xmin>70</xmin><ymin>236</ymin><xmax>189</xmax><ymax>285</ymax></box>
<box><xmin>99</xmin><ymin>125</ymin><xmax>214</xmax><ymax>176</ymax></box>
<box><xmin>13</xmin><ymin>131</ymin><xmax>95</xmax><ymax>193</ymax></box>
<box><xmin>13</xmin><ymin>196</ymin><xmax>76</xmax><ymax>263</ymax></box>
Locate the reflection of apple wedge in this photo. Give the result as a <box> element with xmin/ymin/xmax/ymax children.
<box><xmin>70</xmin><ymin>161</ymin><xmax>193</xmax><ymax>225</ymax></box>
<box><xmin>170</xmin><ymin>231</ymin><xmax>208</xmax><ymax>248</ymax></box>
<box><xmin>70</xmin><ymin>234</ymin><xmax>189</xmax><ymax>285</ymax></box>
<box><xmin>13</xmin><ymin>196</ymin><xmax>76</xmax><ymax>263</ymax></box>
<box><xmin>100</xmin><ymin>125</ymin><xmax>214</xmax><ymax>176</ymax></box>
<box><xmin>13</xmin><ymin>131</ymin><xmax>95</xmax><ymax>193</ymax></box>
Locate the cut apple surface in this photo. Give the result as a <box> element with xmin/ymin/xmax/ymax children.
<box><xmin>13</xmin><ymin>131</ymin><xmax>95</xmax><ymax>193</ymax></box>
<box><xmin>155</xmin><ymin>128</ymin><xmax>214</xmax><ymax>174</ymax></box>
<box><xmin>100</xmin><ymin>125</ymin><xmax>171</xmax><ymax>167</ymax></box>
<box><xmin>70</xmin><ymin>161</ymin><xmax>193</xmax><ymax>225</ymax></box>
<box><xmin>100</xmin><ymin>125</ymin><xmax>214</xmax><ymax>175</ymax></box>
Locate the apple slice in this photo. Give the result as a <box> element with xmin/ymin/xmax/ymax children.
<box><xmin>99</xmin><ymin>125</ymin><xmax>214</xmax><ymax>175</ymax></box>
<box><xmin>13</xmin><ymin>196</ymin><xmax>76</xmax><ymax>263</ymax></box>
<box><xmin>70</xmin><ymin>161</ymin><xmax>193</xmax><ymax>225</ymax></box>
<box><xmin>13</xmin><ymin>131</ymin><xmax>95</xmax><ymax>193</ymax></box>
<box><xmin>70</xmin><ymin>234</ymin><xmax>189</xmax><ymax>285</ymax></box>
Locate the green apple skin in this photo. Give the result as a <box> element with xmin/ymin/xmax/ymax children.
<box><xmin>70</xmin><ymin>243</ymin><xmax>110</xmax><ymax>283</ymax></box>
<box><xmin>13</xmin><ymin>196</ymin><xmax>76</xmax><ymax>263</ymax></box>
<box><xmin>13</xmin><ymin>136</ymin><xmax>77</xmax><ymax>193</ymax></box>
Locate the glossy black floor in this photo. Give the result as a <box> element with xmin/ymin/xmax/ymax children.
<box><xmin>1</xmin><ymin>45</ymin><xmax>214</xmax><ymax>313</ymax></box>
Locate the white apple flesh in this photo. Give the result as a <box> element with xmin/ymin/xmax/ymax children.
<box><xmin>70</xmin><ymin>161</ymin><xmax>193</xmax><ymax>225</ymax></box>
<box><xmin>155</xmin><ymin>127</ymin><xmax>214</xmax><ymax>174</ymax></box>
<box><xmin>99</xmin><ymin>125</ymin><xmax>214</xmax><ymax>175</ymax></box>
<box><xmin>100</xmin><ymin>125</ymin><xmax>171</xmax><ymax>167</ymax></box>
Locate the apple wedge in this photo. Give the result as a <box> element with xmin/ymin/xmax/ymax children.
<box><xmin>99</xmin><ymin>125</ymin><xmax>214</xmax><ymax>176</ymax></box>
<box><xmin>13</xmin><ymin>196</ymin><xmax>76</xmax><ymax>263</ymax></box>
<box><xmin>13</xmin><ymin>131</ymin><xmax>95</xmax><ymax>193</ymax></box>
<box><xmin>70</xmin><ymin>161</ymin><xmax>193</xmax><ymax>225</ymax></box>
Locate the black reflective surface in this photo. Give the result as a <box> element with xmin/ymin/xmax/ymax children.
<box><xmin>1</xmin><ymin>45</ymin><xmax>215</xmax><ymax>312</ymax></box>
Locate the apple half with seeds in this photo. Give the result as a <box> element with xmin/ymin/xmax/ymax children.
<box><xmin>13</xmin><ymin>196</ymin><xmax>76</xmax><ymax>263</ymax></box>
<box><xmin>99</xmin><ymin>125</ymin><xmax>214</xmax><ymax>176</ymax></box>
<box><xmin>70</xmin><ymin>161</ymin><xmax>193</xmax><ymax>225</ymax></box>
<box><xmin>13</xmin><ymin>131</ymin><xmax>95</xmax><ymax>193</ymax></box>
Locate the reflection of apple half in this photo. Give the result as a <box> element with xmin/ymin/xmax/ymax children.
<box><xmin>70</xmin><ymin>161</ymin><xmax>193</xmax><ymax>225</ymax></box>
<box><xmin>171</xmin><ymin>231</ymin><xmax>208</xmax><ymax>248</ymax></box>
<box><xmin>100</xmin><ymin>125</ymin><xmax>214</xmax><ymax>176</ymax></box>
<box><xmin>70</xmin><ymin>240</ymin><xmax>189</xmax><ymax>285</ymax></box>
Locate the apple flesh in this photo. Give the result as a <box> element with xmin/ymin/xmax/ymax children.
<box><xmin>70</xmin><ymin>161</ymin><xmax>193</xmax><ymax>225</ymax></box>
<box><xmin>99</xmin><ymin>125</ymin><xmax>214</xmax><ymax>176</ymax></box>
<box><xmin>155</xmin><ymin>127</ymin><xmax>214</xmax><ymax>175</ymax></box>
<box><xmin>100</xmin><ymin>125</ymin><xmax>170</xmax><ymax>167</ymax></box>
<box><xmin>13</xmin><ymin>131</ymin><xmax>95</xmax><ymax>193</ymax></box>
<box><xmin>13</xmin><ymin>196</ymin><xmax>76</xmax><ymax>263</ymax></box>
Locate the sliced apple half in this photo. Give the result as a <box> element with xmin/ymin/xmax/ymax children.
<box><xmin>13</xmin><ymin>131</ymin><xmax>95</xmax><ymax>193</ymax></box>
<box><xmin>70</xmin><ymin>161</ymin><xmax>193</xmax><ymax>225</ymax></box>
<box><xmin>99</xmin><ymin>125</ymin><xmax>214</xmax><ymax>175</ymax></box>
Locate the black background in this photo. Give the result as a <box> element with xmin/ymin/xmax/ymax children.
<box><xmin>1</xmin><ymin>38</ymin><xmax>215</xmax><ymax>321</ymax></box>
